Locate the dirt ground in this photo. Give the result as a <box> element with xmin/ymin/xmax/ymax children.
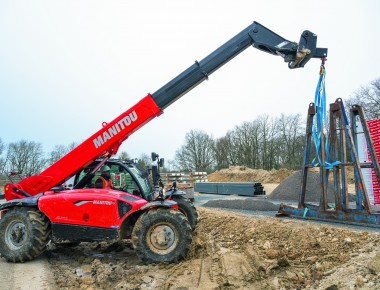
<box><xmin>44</xmin><ymin>167</ymin><xmax>380</xmax><ymax>290</ymax></box>
<box><xmin>47</xmin><ymin>207</ymin><xmax>380</xmax><ymax>290</ymax></box>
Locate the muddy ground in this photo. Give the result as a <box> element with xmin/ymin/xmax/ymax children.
<box><xmin>44</xmin><ymin>168</ymin><xmax>380</xmax><ymax>290</ymax></box>
<box><xmin>47</xmin><ymin>207</ymin><xmax>380</xmax><ymax>290</ymax></box>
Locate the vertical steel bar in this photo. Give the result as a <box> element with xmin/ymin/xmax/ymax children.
<box><xmin>319</xmin><ymin>124</ymin><xmax>328</xmax><ymax>211</ymax></box>
<box><xmin>355</xmin><ymin>105</ymin><xmax>380</xmax><ymax>197</ymax></box>
<box><xmin>329</xmin><ymin>102</ymin><xmax>343</xmax><ymax>210</ymax></box>
<box><xmin>299</xmin><ymin>103</ymin><xmax>316</xmax><ymax>208</ymax></box>
<box><xmin>340</xmin><ymin>105</ymin><xmax>348</xmax><ymax>210</ymax></box>
<box><xmin>351</xmin><ymin>109</ymin><xmax>363</xmax><ymax>209</ymax></box>
<box><xmin>345</xmin><ymin>100</ymin><xmax>372</xmax><ymax>213</ymax></box>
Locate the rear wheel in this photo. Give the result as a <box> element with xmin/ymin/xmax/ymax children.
<box><xmin>132</xmin><ymin>208</ymin><xmax>192</xmax><ymax>264</ymax></box>
<box><xmin>171</xmin><ymin>196</ymin><xmax>198</xmax><ymax>231</ymax></box>
<box><xmin>0</xmin><ymin>207</ymin><xmax>51</xmax><ymax>262</ymax></box>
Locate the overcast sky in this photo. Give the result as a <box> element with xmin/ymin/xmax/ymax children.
<box><xmin>1</xmin><ymin>0</ymin><xmax>379</xmax><ymax>162</ymax></box>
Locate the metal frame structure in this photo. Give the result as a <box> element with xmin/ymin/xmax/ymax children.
<box><xmin>278</xmin><ymin>98</ymin><xmax>380</xmax><ymax>226</ymax></box>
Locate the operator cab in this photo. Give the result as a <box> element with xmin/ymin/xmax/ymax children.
<box><xmin>73</xmin><ymin>159</ymin><xmax>155</xmax><ymax>201</ymax></box>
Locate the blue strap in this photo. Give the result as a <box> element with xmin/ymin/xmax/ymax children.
<box><xmin>311</xmin><ymin>68</ymin><xmax>327</xmax><ymax>167</ymax></box>
<box><xmin>303</xmin><ymin>207</ymin><xmax>309</xmax><ymax>218</ymax></box>
<box><xmin>341</xmin><ymin>98</ymin><xmax>350</xmax><ymax>125</ymax></box>
<box><xmin>311</xmin><ymin>65</ymin><xmax>341</xmax><ymax>170</ymax></box>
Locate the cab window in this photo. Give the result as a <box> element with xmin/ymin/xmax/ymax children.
<box><xmin>76</xmin><ymin>163</ymin><xmax>140</xmax><ymax>194</ymax></box>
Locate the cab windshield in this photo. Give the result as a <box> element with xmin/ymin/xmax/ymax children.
<box><xmin>128</xmin><ymin>167</ymin><xmax>152</xmax><ymax>196</ymax></box>
<box><xmin>74</xmin><ymin>161</ymin><xmax>154</xmax><ymax>200</ymax></box>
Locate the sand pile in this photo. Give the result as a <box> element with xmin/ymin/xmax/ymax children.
<box><xmin>208</xmin><ymin>166</ymin><xmax>294</xmax><ymax>183</ymax></box>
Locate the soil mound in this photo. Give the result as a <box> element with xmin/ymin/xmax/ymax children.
<box><xmin>208</xmin><ymin>166</ymin><xmax>294</xmax><ymax>183</ymax></box>
<box><xmin>269</xmin><ymin>170</ymin><xmax>337</xmax><ymax>203</ymax></box>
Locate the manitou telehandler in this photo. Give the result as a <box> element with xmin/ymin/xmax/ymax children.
<box><xmin>70</xmin><ymin>153</ymin><xmax>198</xmax><ymax>230</ymax></box>
<box><xmin>0</xmin><ymin>21</ymin><xmax>326</xmax><ymax>264</ymax></box>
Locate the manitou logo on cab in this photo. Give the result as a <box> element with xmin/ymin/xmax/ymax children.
<box><xmin>93</xmin><ymin>200</ymin><xmax>115</xmax><ymax>205</ymax></box>
<box><xmin>93</xmin><ymin>111</ymin><xmax>138</xmax><ymax>148</ymax></box>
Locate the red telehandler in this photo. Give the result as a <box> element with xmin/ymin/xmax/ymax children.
<box><xmin>0</xmin><ymin>21</ymin><xmax>326</xmax><ymax>263</ymax></box>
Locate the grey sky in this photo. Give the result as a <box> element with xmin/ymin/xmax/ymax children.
<box><xmin>1</xmin><ymin>0</ymin><xmax>379</xmax><ymax>161</ymax></box>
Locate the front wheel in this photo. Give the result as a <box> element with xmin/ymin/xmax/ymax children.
<box><xmin>0</xmin><ymin>207</ymin><xmax>51</xmax><ymax>262</ymax></box>
<box><xmin>171</xmin><ymin>196</ymin><xmax>198</xmax><ymax>231</ymax></box>
<box><xmin>132</xmin><ymin>208</ymin><xmax>192</xmax><ymax>264</ymax></box>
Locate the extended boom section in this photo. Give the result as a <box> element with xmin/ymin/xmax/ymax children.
<box><xmin>4</xmin><ymin>21</ymin><xmax>327</xmax><ymax>200</ymax></box>
<box><xmin>152</xmin><ymin>21</ymin><xmax>327</xmax><ymax>109</ymax></box>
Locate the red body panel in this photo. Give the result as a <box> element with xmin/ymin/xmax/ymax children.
<box><xmin>38</xmin><ymin>189</ymin><xmax>148</xmax><ymax>228</ymax></box>
<box><xmin>5</xmin><ymin>95</ymin><xmax>162</xmax><ymax>200</ymax></box>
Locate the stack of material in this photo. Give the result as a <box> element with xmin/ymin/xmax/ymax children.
<box><xmin>194</xmin><ymin>182</ymin><xmax>265</xmax><ymax>196</ymax></box>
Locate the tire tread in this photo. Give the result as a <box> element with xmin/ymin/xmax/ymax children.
<box><xmin>0</xmin><ymin>207</ymin><xmax>51</xmax><ymax>263</ymax></box>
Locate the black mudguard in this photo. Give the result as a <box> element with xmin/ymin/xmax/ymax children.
<box><xmin>0</xmin><ymin>193</ymin><xmax>42</xmax><ymax>211</ymax></box>
<box><xmin>140</xmin><ymin>199</ymin><xmax>178</xmax><ymax>211</ymax></box>
<box><xmin>164</xmin><ymin>189</ymin><xmax>186</xmax><ymax>199</ymax></box>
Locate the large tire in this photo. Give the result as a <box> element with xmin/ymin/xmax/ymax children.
<box><xmin>0</xmin><ymin>207</ymin><xmax>51</xmax><ymax>262</ymax></box>
<box><xmin>171</xmin><ymin>196</ymin><xmax>198</xmax><ymax>231</ymax></box>
<box><xmin>132</xmin><ymin>208</ymin><xmax>192</xmax><ymax>264</ymax></box>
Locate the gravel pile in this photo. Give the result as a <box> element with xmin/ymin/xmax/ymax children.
<box><xmin>268</xmin><ymin>170</ymin><xmax>337</xmax><ymax>203</ymax></box>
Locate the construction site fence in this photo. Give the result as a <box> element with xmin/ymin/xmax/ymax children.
<box><xmin>160</xmin><ymin>171</ymin><xmax>208</xmax><ymax>188</ymax></box>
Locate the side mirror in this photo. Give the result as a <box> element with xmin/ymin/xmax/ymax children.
<box><xmin>152</xmin><ymin>166</ymin><xmax>159</xmax><ymax>186</ymax></box>
<box><xmin>151</xmin><ymin>152</ymin><xmax>159</xmax><ymax>161</ymax></box>
<box><xmin>159</xmin><ymin>158</ymin><xmax>164</xmax><ymax>168</ymax></box>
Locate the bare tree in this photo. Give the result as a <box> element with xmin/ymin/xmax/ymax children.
<box><xmin>228</xmin><ymin>121</ymin><xmax>260</xmax><ymax>168</ymax></box>
<box><xmin>49</xmin><ymin>145</ymin><xmax>67</xmax><ymax>165</ymax></box>
<box><xmin>137</xmin><ymin>153</ymin><xmax>151</xmax><ymax>168</ymax></box>
<box><xmin>174</xmin><ymin>114</ymin><xmax>306</xmax><ymax>172</ymax></box>
<box><xmin>223</xmin><ymin>131</ymin><xmax>239</xmax><ymax>166</ymax></box>
<box><xmin>257</xmin><ymin>115</ymin><xmax>279</xmax><ymax>170</ymax></box>
<box><xmin>118</xmin><ymin>151</ymin><xmax>131</xmax><ymax>161</ymax></box>
<box><xmin>208</xmin><ymin>114</ymin><xmax>303</xmax><ymax>171</ymax></box>
<box><xmin>175</xmin><ymin>130</ymin><xmax>215</xmax><ymax>172</ymax></box>
<box><xmin>347</xmin><ymin>77</ymin><xmax>380</xmax><ymax>119</ymax></box>
<box><xmin>276</xmin><ymin>114</ymin><xmax>305</xmax><ymax>169</ymax></box>
<box><xmin>6</xmin><ymin>140</ymin><xmax>46</xmax><ymax>176</ymax></box>
<box><xmin>214</xmin><ymin>136</ymin><xmax>231</xmax><ymax>170</ymax></box>
<box><xmin>48</xmin><ymin>142</ymin><xmax>78</xmax><ymax>165</ymax></box>
<box><xmin>0</xmin><ymin>138</ymin><xmax>6</xmax><ymax>175</ymax></box>
<box><xmin>164</xmin><ymin>159</ymin><xmax>177</xmax><ymax>172</ymax></box>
